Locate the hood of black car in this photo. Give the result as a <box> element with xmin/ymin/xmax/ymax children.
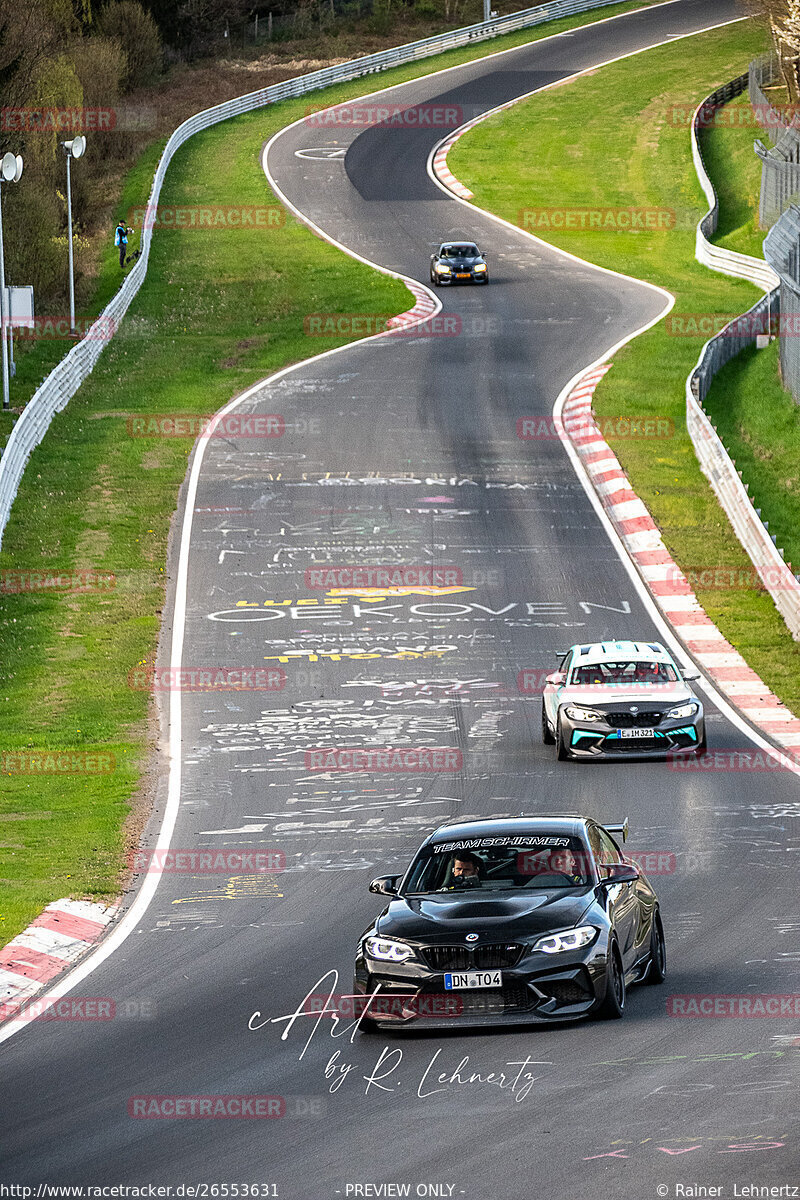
<box><xmin>442</xmin><ymin>257</ymin><xmax>482</xmax><ymax>267</ymax></box>
<box><xmin>376</xmin><ymin>890</ymin><xmax>594</xmax><ymax>941</ymax></box>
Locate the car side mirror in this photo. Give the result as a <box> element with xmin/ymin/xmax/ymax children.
<box><xmin>600</xmin><ymin>863</ymin><xmax>639</xmax><ymax>886</ymax></box>
<box><xmin>545</xmin><ymin>671</ymin><xmax>565</xmax><ymax>686</ymax></box>
<box><xmin>681</xmin><ymin>667</ymin><xmax>700</xmax><ymax>681</ymax></box>
<box><xmin>369</xmin><ymin>875</ymin><xmax>399</xmax><ymax>896</ymax></box>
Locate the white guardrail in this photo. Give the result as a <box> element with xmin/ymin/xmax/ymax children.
<box><xmin>0</xmin><ymin>0</ymin><xmax>625</xmax><ymax>546</ymax></box>
<box><xmin>687</xmin><ymin>81</ymin><xmax>800</xmax><ymax>641</ymax></box>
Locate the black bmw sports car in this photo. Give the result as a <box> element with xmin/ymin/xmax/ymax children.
<box><xmin>430</xmin><ymin>241</ymin><xmax>488</xmax><ymax>285</ymax></box>
<box><xmin>354</xmin><ymin>815</ymin><xmax>666</xmax><ymax>1030</ymax></box>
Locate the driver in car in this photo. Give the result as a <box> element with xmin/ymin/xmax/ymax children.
<box><xmin>444</xmin><ymin>851</ymin><xmax>484</xmax><ymax>888</ymax></box>
<box><xmin>544</xmin><ymin>846</ymin><xmax>584</xmax><ymax>885</ymax></box>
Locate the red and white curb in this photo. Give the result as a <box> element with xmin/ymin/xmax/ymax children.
<box><xmin>563</xmin><ymin>365</ymin><xmax>800</xmax><ymax>759</ymax></box>
<box><xmin>432</xmin><ymin>134</ymin><xmax>474</xmax><ymax>200</ymax></box>
<box><xmin>386</xmin><ymin>280</ymin><xmax>439</xmax><ymax>329</ymax></box>
<box><xmin>0</xmin><ymin>898</ymin><xmax>118</xmax><ymax>1020</ymax></box>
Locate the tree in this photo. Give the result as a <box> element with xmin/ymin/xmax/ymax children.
<box><xmin>95</xmin><ymin>0</ymin><xmax>162</xmax><ymax>88</ymax></box>
<box><xmin>755</xmin><ymin>0</ymin><xmax>800</xmax><ymax>102</ymax></box>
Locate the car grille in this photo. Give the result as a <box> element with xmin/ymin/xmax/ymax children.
<box><xmin>443</xmin><ymin>984</ymin><xmax>536</xmax><ymax>1017</ymax></box>
<box><xmin>421</xmin><ymin>944</ymin><xmax>524</xmax><ymax>971</ymax></box>
<box><xmin>604</xmin><ymin>737</ymin><xmax>660</xmax><ymax>753</ymax></box>
<box><xmin>606</xmin><ymin>710</ymin><xmax>664</xmax><ymax>727</ymax></box>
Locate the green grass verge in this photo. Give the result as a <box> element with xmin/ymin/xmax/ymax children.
<box><xmin>0</xmin><ymin>0</ymin><xmax>667</xmax><ymax>945</ymax></box>
<box><xmin>449</xmin><ymin>19</ymin><xmax>800</xmax><ymax>716</ymax></box>
<box><xmin>703</xmin><ymin>342</ymin><xmax>800</xmax><ymax>587</ymax></box>
<box><xmin>699</xmin><ymin>91</ymin><xmax>765</xmax><ymax>258</ymax></box>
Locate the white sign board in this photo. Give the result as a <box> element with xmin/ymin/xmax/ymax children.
<box><xmin>2</xmin><ymin>286</ymin><xmax>34</xmax><ymax>328</ymax></box>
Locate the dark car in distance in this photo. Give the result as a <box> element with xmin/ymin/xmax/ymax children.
<box><xmin>353</xmin><ymin>815</ymin><xmax>666</xmax><ymax>1030</ymax></box>
<box><xmin>430</xmin><ymin>241</ymin><xmax>488</xmax><ymax>285</ymax></box>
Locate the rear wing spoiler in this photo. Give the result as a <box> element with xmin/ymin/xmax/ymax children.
<box><xmin>605</xmin><ymin>819</ymin><xmax>629</xmax><ymax>844</ymax></box>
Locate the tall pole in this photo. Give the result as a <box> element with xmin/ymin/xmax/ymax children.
<box><xmin>483</xmin><ymin>0</ymin><xmax>489</xmax><ymax>21</ymax></box>
<box><xmin>66</xmin><ymin>151</ymin><xmax>76</xmax><ymax>336</ymax></box>
<box><xmin>0</xmin><ymin>183</ymin><xmax>9</xmax><ymax>411</ymax></box>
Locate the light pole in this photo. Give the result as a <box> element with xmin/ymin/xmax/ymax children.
<box><xmin>0</xmin><ymin>150</ymin><xmax>23</xmax><ymax>412</ymax></box>
<box><xmin>60</xmin><ymin>135</ymin><xmax>86</xmax><ymax>337</ymax></box>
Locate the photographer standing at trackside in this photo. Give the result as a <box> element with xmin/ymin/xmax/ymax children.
<box><xmin>115</xmin><ymin>220</ymin><xmax>134</xmax><ymax>268</ymax></box>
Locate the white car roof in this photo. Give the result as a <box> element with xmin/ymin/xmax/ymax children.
<box><xmin>569</xmin><ymin>640</ymin><xmax>673</xmax><ymax>667</ymax></box>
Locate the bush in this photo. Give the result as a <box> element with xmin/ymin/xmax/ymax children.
<box><xmin>71</xmin><ymin>34</ymin><xmax>127</xmax><ymax>107</ymax></box>
<box><xmin>96</xmin><ymin>0</ymin><xmax>162</xmax><ymax>90</ymax></box>
<box><xmin>3</xmin><ymin>184</ymin><xmax>66</xmax><ymax>307</ymax></box>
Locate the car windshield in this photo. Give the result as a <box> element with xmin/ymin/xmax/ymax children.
<box><xmin>569</xmin><ymin>660</ymin><xmax>678</xmax><ymax>686</ymax></box>
<box><xmin>401</xmin><ymin>836</ymin><xmax>591</xmax><ymax>893</ymax></box>
<box><xmin>441</xmin><ymin>244</ymin><xmax>478</xmax><ymax>258</ymax></box>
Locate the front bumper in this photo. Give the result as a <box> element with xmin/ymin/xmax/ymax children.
<box><xmin>562</xmin><ymin>713</ymin><xmax>704</xmax><ymax>758</ymax></box>
<box><xmin>434</xmin><ymin>269</ymin><xmax>487</xmax><ymax>284</ymax></box>
<box><xmin>354</xmin><ymin>942</ymin><xmax>609</xmax><ymax>1029</ymax></box>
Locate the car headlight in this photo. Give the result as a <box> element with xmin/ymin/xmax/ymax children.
<box><xmin>564</xmin><ymin>705</ymin><xmax>603</xmax><ymax>722</ymax></box>
<box><xmin>473</xmin><ymin>263</ymin><xmax>487</xmax><ymax>271</ymax></box>
<box><xmin>364</xmin><ymin>936</ymin><xmax>414</xmax><ymax>963</ymax></box>
<box><xmin>533</xmin><ymin>926</ymin><xmax>597</xmax><ymax>954</ymax></box>
<box><xmin>435</xmin><ymin>264</ymin><xmax>452</xmax><ymax>273</ymax></box>
<box><xmin>667</xmin><ymin>701</ymin><xmax>700</xmax><ymax>719</ymax></box>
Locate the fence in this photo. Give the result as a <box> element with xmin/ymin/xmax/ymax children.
<box><xmin>687</xmin><ymin>85</ymin><xmax>800</xmax><ymax>640</ymax></box>
<box><xmin>750</xmin><ymin>52</ymin><xmax>800</xmax><ymax>228</ymax></box>
<box><xmin>695</xmin><ymin>73</ymin><xmax>779</xmax><ymax>288</ymax></box>
<box><xmin>764</xmin><ymin>202</ymin><xmax>800</xmax><ymax>409</ymax></box>
<box><xmin>0</xmin><ymin>0</ymin><xmax>626</xmax><ymax>549</ymax></box>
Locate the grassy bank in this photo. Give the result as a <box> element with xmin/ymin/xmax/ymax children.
<box><xmin>697</xmin><ymin>93</ymin><xmax>800</xmax><ymax>593</ymax></box>
<box><xmin>699</xmin><ymin>90</ymin><xmax>764</xmax><ymax>258</ymax></box>
<box><xmin>0</xmin><ymin>0</ymin><xmax>667</xmax><ymax>946</ymax></box>
<box><xmin>449</xmin><ymin>19</ymin><xmax>800</xmax><ymax>714</ymax></box>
